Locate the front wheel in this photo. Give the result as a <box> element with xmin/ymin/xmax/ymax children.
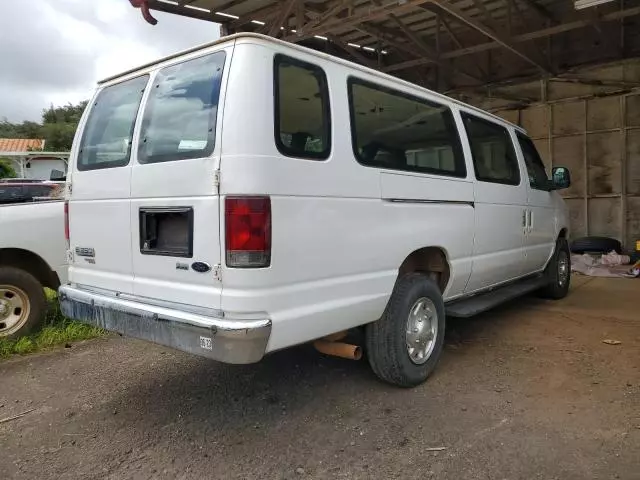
<box><xmin>539</xmin><ymin>238</ymin><xmax>571</xmax><ymax>300</ymax></box>
<box><xmin>366</xmin><ymin>273</ymin><xmax>446</xmax><ymax>387</ymax></box>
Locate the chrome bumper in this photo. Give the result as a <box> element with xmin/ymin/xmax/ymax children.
<box><xmin>58</xmin><ymin>285</ymin><xmax>271</xmax><ymax>364</ymax></box>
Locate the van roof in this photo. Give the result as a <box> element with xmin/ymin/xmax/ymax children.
<box><xmin>100</xmin><ymin>32</ymin><xmax>523</xmax><ymax>133</ymax></box>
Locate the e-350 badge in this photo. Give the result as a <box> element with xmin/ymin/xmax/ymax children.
<box><xmin>75</xmin><ymin>247</ymin><xmax>96</xmax><ymax>264</ymax></box>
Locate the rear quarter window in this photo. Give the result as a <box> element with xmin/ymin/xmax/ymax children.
<box><xmin>77</xmin><ymin>75</ymin><xmax>148</xmax><ymax>171</ymax></box>
<box><xmin>274</xmin><ymin>54</ymin><xmax>331</xmax><ymax>160</ymax></box>
<box><xmin>138</xmin><ymin>51</ymin><xmax>226</xmax><ymax>164</ymax></box>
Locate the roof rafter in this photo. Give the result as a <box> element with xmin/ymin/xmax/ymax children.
<box><xmin>282</xmin><ymin>0</ymin><xmax>431</xmax><ymax>42</ymax></box>
<box><xmin>268</xmin><ymin>0</ymin><xmax>299</xmax><ymax>37</ymax></box>
<box><xmin>518</xmin><ymin>0</ymin><xmax>558</xmax><ymax>24</ymax></box>
<box><xmin>424</xmin><ymin>0</ymin><xmax>550</xmax><ymax>73</ymax></box>
<box><xmin>326</xmin><ymin>33</ymin><xmax>378</xmax><ymax>68</ymax></box>
<box><xmin>383</xmin><ymin>5</ymin><xmax>640</xmax><ymax>73</ymax></box>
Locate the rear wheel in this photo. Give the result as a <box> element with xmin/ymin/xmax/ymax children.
<box><xmin>0</xmin><ymin>267</ymin><xmax>47</xmax><ymax>340</ymax></box>
<box><xmin>539</xmin><ymin>238</ymin><xmax>571</xmax><ymax>300</ymax></box>
<box><xmin>366</xmin><ymin>273</ymin><xmax>445</xmax><ymax>387</ymax></box>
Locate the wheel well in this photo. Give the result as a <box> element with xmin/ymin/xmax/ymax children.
<box><xmin>0</xmin><ymin>249</ymin><xmax>59</xmax><ymax>290</ymax></box>
<box><xmin>398</xmin><ymin>247</ymin><xmax>450</xmax><ymax>293</ymax></box>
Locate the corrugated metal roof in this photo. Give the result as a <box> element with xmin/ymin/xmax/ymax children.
<box><xmin>0</xmin><ymin>138</ymin><xmax>45</xmax><ymax>152</ymax></box>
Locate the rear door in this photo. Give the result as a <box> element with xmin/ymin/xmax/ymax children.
<box><xmin>130</xmin><ymin>50</ymin><xmax>228</xmax><ymax>309</ymax></box>
<box><xmin>462</xmin><ymin>114</ymin><xmax>528</xmax><ymax>292</ymax></box>
<box><xmin>68</xmin><ymin>75</ymin><xmax>148</xmax><ymax>294</ymax></box>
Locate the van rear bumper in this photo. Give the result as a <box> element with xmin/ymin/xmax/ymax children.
<box><xmin>58</xmin><ymin>285</ymin><xmax>271</xmax><ymax>364</ymax></box>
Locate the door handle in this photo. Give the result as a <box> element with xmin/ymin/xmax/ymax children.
<box><xmin>522</xmin><ymin>210</ymin><xmax>527</xmax><ymax>228</ymax></box>
<box><xmin>527</xmin><ymin>210</ymin><xmax>533</xmax><ymax>233</ymax></box>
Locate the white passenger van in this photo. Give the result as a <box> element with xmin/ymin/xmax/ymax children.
<box><xmin>60</xmin><ymin>33</ymin><xmax>571</xmax><ymax>387</ymax></box>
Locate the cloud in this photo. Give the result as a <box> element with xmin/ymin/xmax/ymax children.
<box><xmin>0</xmin><ymin>0</ymin><xmax>220</xmax><ymax>122</ymax></box>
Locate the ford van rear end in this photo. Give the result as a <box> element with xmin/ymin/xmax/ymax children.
<box><xmin>59</xmin><ymin>37</ymin><xmax>271</xmax><ymax>363</ymax></box>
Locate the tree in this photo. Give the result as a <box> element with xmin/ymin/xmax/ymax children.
<box><xmin>40</xmin><ymin>101</ymin><xmax>88</xmax><ymax>150</ymax></box>
<box><xmin>42</xmin><ymin>101</ymin><xmax>87</xmax><ymax>125</ymax></box>
<box><xmin>0</xmin><ymin>101</ymin><xmax>88</xmax><ymax>152</ymax></box>
<box><xmin>0</xmin><ymin>158</ymin><xmax>17</xmax><ymax>179</ymax></box>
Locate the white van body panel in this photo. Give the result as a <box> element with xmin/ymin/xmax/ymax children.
<box><xmin>219</xmin><ymin>40</ymin><xmax>476</xmax><ymax>350</ymax></box>
<box><xmin>62</xmin><ymin>34</ymin><xmax>569</xmax><ymax>362</ymax></box>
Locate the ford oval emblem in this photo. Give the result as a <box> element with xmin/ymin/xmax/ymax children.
<box><xmin>191</xmin><ymin>262</ymin><xmax>211</xmax><ymax>273</ymax></box>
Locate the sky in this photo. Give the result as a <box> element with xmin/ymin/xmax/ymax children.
<box><xmin>0</xmin><ymin>0</ymin><xmax>220</xmax><ymax>123</ymax></box>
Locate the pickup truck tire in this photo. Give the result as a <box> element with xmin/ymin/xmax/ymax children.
<box><xmin>539</xmin><ymin>238</ymin><xmax>571</xmax><ymax>300</ymax></box>
<box><xmin>366</xmin><ymin>273</ymin><xmax>445</xmax><ymax>387</ymax></box>
<box><xmin>0</xmin><ymin>267</ymin><xmax>47</xmax><ymax>339</ymax></box>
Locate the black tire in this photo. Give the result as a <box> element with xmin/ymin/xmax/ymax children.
<box><xmin>539</xmin><ymin>238</ymin><xmax>571</xmax><ymax>300</ymax></box>
<box><xmin>366</xmin><ymin>273</ymin><xmax>446</xmax><ymax>388</ymax></box>
<box><xmin>0</xmin><ymin>267</ymin><xmax>47</xmax><ymax>340</ymax></box>
<box><xmin>570</xmin><ymin>236</ymin><xmax>622</xmax><ymax>254</ymax></box>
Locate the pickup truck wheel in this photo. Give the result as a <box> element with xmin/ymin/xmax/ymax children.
<box><xmin>0</xmin><ymin>267</ymin><xmax>47</xmax><ymax>339</ymax></box>
<box><xmin>539</xmin><ymin>238</ymin><xmax>571</xmax><ymax>300</ymax></box>
<box><xmin>366</xmin><ymin>273</ymin><xmax>445</xmax><ymax>387</ymax></box>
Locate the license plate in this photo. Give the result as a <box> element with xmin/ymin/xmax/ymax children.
<box><xmin>199</xmin><ymin>336</ymin><xmax>213</xmax><ymax>351</ymax></box>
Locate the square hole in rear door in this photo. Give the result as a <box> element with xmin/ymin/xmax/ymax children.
<box><xmin>139</xmin><ymin>207</ymin><xmax>194</xmax><ymax>258</ymax></box>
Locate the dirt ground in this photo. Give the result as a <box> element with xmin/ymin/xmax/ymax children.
<box><xmin>1</xmin><ymin>276</ymin><xmax>639</xmax><ymax>480</ymax></box>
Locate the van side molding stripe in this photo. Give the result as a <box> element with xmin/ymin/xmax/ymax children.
<box><xmin>384</xmin><ymin>198</ymin><xmax>475</xmax><ymax>207</ymax></box>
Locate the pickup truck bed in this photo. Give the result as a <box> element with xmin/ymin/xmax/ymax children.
<box><xmin>0</xmin><ymin>201</ymin><xmax>67</xmax><ymax>338</ymax></box>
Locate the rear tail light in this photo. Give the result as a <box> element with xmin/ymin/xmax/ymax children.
<box><xmin>225</xmin><ymin>196</ymin><xmax>271</xmax><ymax>268</ymax></box>
<box><xmin>64</xmin><ymin>201</ymin><xmax>70</xmax><ymax>247</ymax></box>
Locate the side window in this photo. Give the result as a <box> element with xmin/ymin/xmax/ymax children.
<box><xmin>77</xmin><ymin>75</ymin><xmax>148</xmax><ymax>171</ymax></box>
<box><xmin>348</xmin><ymin>78</ymin><xmax>465</xmax><ymax>177</ymax></box>
<box><xmin>138</xmin><ymin>51</ymin><xmax>226</xmax><ymax>164</ymax></box>
<box><xmin>517</xmin><ymin>133</ymin><xmax>550</xmax><ymax>190</ymax></box>
<box><xmin>462</xmin><ymin>114</ymin><xmax>520</xmax><ymax>185</ymax></box>
<box><xmin>274</xmin><ymin>55</ymin><xmax>331</xmax><ymax>159</ymax></box>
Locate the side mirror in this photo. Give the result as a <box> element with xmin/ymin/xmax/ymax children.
<box><xmin>552</xmin><ymin>167</ymin><xmax>571</xmax><ymax>190</ymax></box>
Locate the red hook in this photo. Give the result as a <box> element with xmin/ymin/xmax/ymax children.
<box><xmin>129</xmin><ymin>0</ymin><xmax>158</xmax><ymax>25</ymax></box>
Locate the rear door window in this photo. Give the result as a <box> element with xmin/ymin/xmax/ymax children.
<box><xmin>138</xmin><ymin>51</ymin><xmax>226</xmax><ymax>164</ymax></box>
<box><xmin>462</xmin><ymin>114</ymin><xmax>520</xmax><ymax>185</ymax></box>
<box><xmin>77</xmin><ymin>75</ymin><xmax>148</xmax><ymax>171</ymax></box>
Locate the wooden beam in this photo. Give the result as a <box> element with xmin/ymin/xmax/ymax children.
<box><xmin>439</xmin><ymin>14</ymin><xmax>464</xmax><ymax>50</ymax></box>
<box><xmin>304</xmin><ymin>0</ymin><xmax>352</xmax><ymax>31</ymax></box>
<box><xmin>550</xmin><ymin>76</ymin><xmax>640</xmax><ymax>89</ymax></box>
<box><xmin>472</xmin><ymin>0</ymin><xmax>494</xmax><ymax>25</ymax></box>
<box><xmin>508</xmin><ymin>0</ymin><xmax>549</xmax><ymax>67</ymax></box>
<box><xmin>388</xmin><ymin>13</ymin><xmax>439</xmax><ymax>60</ymax></box>
<box><xmin>425</xmin><ymin>0</ymin><xmax>549</xmax><ymax>72</ymax></box>
<box><xmin>327</xmin><ymin>34</ymin><xmax>378</xmax><ymax>68</ymax></box>
<box><xmin>268</xmin><ymin>0</ymin><xmax>298</xmax><ymax>37</ymax></box>
<box><xmin>296</xmin><ymin>0</ymin><xmax>306</xmax><ymax>34</ymax></box>
<box><xmin>282</xmin><ymin>0</ymin><xmax>430</xmax><ymax>42</ymax></box>
<box><xmin>355</xmin><ymin>23</ymin><xmax>425</xmax><ymax>58</ymax></box>
<box><xmin>228</xmin><ymin>3</ymin><xmax>282</xmax><ymax>30</ymax></box>
<box><xmin>518</xmin><ymin>0</ymin><xmax>558</xmax><ymax>24</ymax></box>
<box><xmin>210</xmin><ymin>0</ymin><xmax>246</xmax><ymax>12</ymax></box>
<box><xmin>383</xmin><ymin>6</ymin><xmax>640</xmax><ymax>72</ymax></box>
<box><xmin>148</xmin><ymin>0</ymin><xmax>215</xmax><ymax>22</ymax></box>
<box><xmin>356</xmin><ymin>21</ymin><xmax>482</xmax><ymax>83</ymax></box>
<box><xmin>422</xmin><ymin>2</ymin><xmax>487</xmax><ymax>78</ymax></box>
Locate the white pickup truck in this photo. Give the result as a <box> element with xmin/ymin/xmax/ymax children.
<box><xmin>0</xmin><ymin>201</ymin><xmax>67</xmax><ymax>339</ymax></box>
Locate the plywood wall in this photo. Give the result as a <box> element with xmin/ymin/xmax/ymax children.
<box><xmin>474</xmin><ymin>60</ymin><xmax>640</xmax><ymax>249</ymax></box>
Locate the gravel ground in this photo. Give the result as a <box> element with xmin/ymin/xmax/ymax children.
<box><xmin>1</xmin><ymin>276</ymin><xmax>639</xmax><ymax>480</ymax></box>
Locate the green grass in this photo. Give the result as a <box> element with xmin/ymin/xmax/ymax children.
<box><xmin>0</xmin><ymin>289</ymin><xmax>105</xmax><ymax>359</ymax></box>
